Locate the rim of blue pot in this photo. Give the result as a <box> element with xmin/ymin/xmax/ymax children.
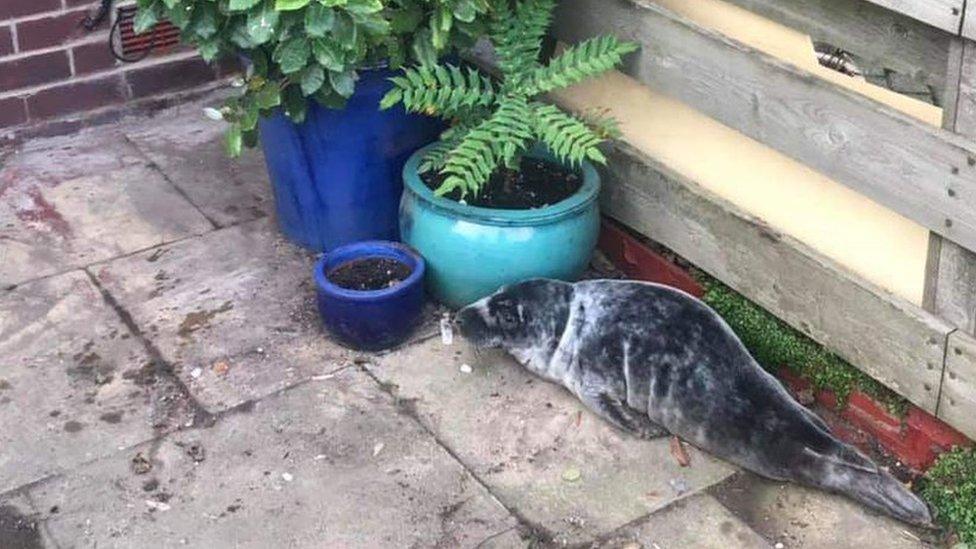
<box><xmin>315</xmin><ymin>241</ymin><xmax>426</xmax><ymax>302</ymax></box>
<box><xmin>402</xmin><ymin>143</ymin><xmax>601</xmax><ymax>227</ymax></box>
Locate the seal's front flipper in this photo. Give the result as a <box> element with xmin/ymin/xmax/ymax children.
<box><xmin>586</xmin><ymin>393</ymin><xmax>669</xmax><ymax>439</ymax></box>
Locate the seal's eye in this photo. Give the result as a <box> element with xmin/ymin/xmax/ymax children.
<box><xmin>490</xmin><ymin>297</ymin><xmax>520</xmax><ymax>329</ymax></box>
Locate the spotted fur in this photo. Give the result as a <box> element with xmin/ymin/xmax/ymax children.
<box><xmin>456</xmin><ymin>279</ymin><xmax>932</xmax><ymax>527</ymax></box>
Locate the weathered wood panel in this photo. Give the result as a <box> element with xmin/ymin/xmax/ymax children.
<box><xmin>860</xmin><ymin>0</ymin><xmax>964</xmax><ymax>35</ymax></box>
<box><xmin>553</xmin><ymin>0</ymin><xmax>976</xmax><ymax>254</ymax></box>
<box><xmin>942</xmin><ymin>331</ymin><xmax>976</xmax><ymax>440</ymax></box>
<box><xmin>960</xmin><ymin>0</ymin><xmax>976</xmax><ymax>40</ymax></box>
<box><xmin>926</xmin><ymin>39</ymin><xmax>976</xmax><ymax>334</ymax></box>
<box><xmin>598</xmin><ymin>141</ymin><xmax>952</xmax><ymax>413</ymax></box>
<box><xmin>723</xmin><ymin>0</ymin><xmax>950</xmax><ymax>93</ymax></box>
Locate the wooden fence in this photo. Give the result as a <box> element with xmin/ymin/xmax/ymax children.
<box><xmin>551</xmin><ymin>0</ymin><xmax>976</xmax><ymax>439</ymax></box>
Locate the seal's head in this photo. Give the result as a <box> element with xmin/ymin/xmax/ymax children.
<box><xmin>456</xmin><ymin>279</ymin><xmax>573</xmax><ymax>352</ymax></box>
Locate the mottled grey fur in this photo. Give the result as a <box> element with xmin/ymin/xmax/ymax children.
<box><xmin>456</xmin><ymin>279</ymin><xmax>932</xmax><ymax>527</ymax></box>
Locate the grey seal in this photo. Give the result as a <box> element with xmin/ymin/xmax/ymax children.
<box><xmin>455</xmin><ymin>278</ymin><xmax>932</xmax><ymax>526</ymax></box>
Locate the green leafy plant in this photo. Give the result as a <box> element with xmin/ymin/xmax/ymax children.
<box><xmin>698</xmin><ymin>274</ymin><xmax>909</xmax><ymax>415</ymax></box>
<box><xmin>922</xmin><ymin>446</ymin><xmax>976</xmax><ymax>543</ymax></box>
<box><xmin>135</xmin><ymin>0</ymin><xmax>496</xmax><ymax>156</ymax></box>
<box><xmin>380</xmin><ymin>0</ymin><xmax>638</xmax><ymax>197</ymax></box>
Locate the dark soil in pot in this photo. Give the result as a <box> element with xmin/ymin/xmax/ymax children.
<box><xmin>328</xmin><ymin>257</ymin><xmax>412</xmax><ymax>291</ymax></box>
<box><xmin>422</xmin><ymin>157</ymin><xmax>581</xmax><ymax>209</ymax></box>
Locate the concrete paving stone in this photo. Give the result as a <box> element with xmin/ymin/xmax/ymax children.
<box><xmin>0</xmin><ymin>155</ymin><xmax>213</xmax><ymax>287</ymax></box>
<box><xmin>28</xmin><ymin>370</ymin><xmax>517</xmax><ymax>549</ymax></box>
<box><xmin>92</xmin><ymin>219</ymin><xmax>353</xmax><ymax>412</ymax></box>
<box><xmin>0</xmin><ymin>493</ymin><xmax>44</xmax><ymax>549</ymax></box>
<box><xmin>368</xmin><ymin>341</ymin><xmax>736</xmax><ymax>544</ymax></box>
<box><xmin>711</xmin><ymin>473</ymin><xmax>934</xmax><ymax>548</ymax></box>
<box><xmin>124</xmin><ymin>102</ymin><xmax>272</xmax><ymax>228</ymax></box>
<box><xmin>0</xmin><ymin>271</ymin><xmax>158</xmax><ymax>494</ymax></box>
<box><xmin>596</xmin><ymin>494</ymin><xmax>771</xmax><ymax>548</ymax></box>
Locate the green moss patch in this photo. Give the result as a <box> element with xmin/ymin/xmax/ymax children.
<box><xmin>922</xmin><ymin>447</ymin><xmax>976</xmax><ymax>543</ymax></box>
<box><xmin>697</xmin><ymin>275</ymin><xmax>909</xmax><ymax>415</ymax></box>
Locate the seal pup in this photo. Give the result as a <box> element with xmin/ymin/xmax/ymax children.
<box><xmin>455</xmin><ymin>278</ymin><xmax>932</xmax><ymax>527</ymax></box>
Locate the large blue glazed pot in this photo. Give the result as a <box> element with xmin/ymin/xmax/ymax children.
<box><xmin>400</xmin><ymin>145</ymin><xmax>601</xmax><ymax>309</ymax></box>
<box><xmin>314</xmin><ymin>241</ymin><xmax>426</xmax><ymax>351</ymax></box>
<box><xmin>259</xmin><ymin>68</ymin><xmax>443</xmax><ymax>252</ymax></box>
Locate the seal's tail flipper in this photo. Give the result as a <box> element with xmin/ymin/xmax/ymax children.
<box><xmin>803</xmin><ymin>446</ymin><xmax>933</xmax><ymax>527</ymax></box>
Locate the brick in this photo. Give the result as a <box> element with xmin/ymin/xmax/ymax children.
<box><xmin>0</xmin><ymin>0</ymin><xmax>61</xmax><ymax>20</ymax></box>
<box><xmin>15</xmin><ymin>9</ymin><xmax>91</xmax><ymax>52</ymax></box>
<box><xmin>72</xmin><ymin>40</ymin><xmax>117</xmax><ymax>75</ymax></box>
<box><xmin>125</xmin><ymin>56</ymin><xmax>217</xmax><ymax>99</ymax></box>
<box><xmin>0</xmin><ymin>96</ymin><xmax>28</xmax><ymax>128</ymax></box>
<box><xmin>0</xmin><ymin>50</ymin><xmax>71</xmax><ymax>93</ymax></box>
<box><xmin>0</xmin><ymin>26</ymin><xmax>14</xmax><ymax>58</ymax></box>
<box><xmin>26</xmin><ymin>74</ymin><xmax>126</xmax><ymax>120</ymax></box>
<box><xmin>598</xmin><ymin>219</ymin><xmax>704</xmax><ymax>297</ymax></box>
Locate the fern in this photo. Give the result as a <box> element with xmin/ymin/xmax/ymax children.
<box><xmin>439</xmin><ymin>96</ymin><xmax>533</xmax><ymax>196</ymax></box>
<box><xmin>522</xmin><ymin>36</ymin><xmax>639</xmax><ymax>95</ymax></box>
<box><xmin>490</xmin><ymin>0</ymin><xmax>556</xmax><ymax>85</ymax></box>
<box><xmin>381</xmin><ymin>64</ymin><xmax>495</xmax><ymax>117</ymax></box>
<box><xmin>381</xmin><ymin>0</ymin><xmax>638</xmax><ymax>197</ymax></box>
<box><xmin>531</xmin><ymin>103</ymin><xmax>606</xmax><ymax>166</ymax></box>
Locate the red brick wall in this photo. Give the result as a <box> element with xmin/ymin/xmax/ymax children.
<box><xmin>0</xmin><ymin>0</ymin><xmax>231</xmax><ymax>141</ymax></box>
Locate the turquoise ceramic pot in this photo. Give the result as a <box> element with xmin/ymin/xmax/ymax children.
<box><xmin>400</xmin><ymin>145</ymin><xmax>601</xmax><ymax>309</ymax></box>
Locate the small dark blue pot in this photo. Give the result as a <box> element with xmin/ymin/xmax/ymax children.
<box><xmin>259</xmin><ymin>67</ymin><xmax>444</xmax><ymax>252</ymax></box>
<box><xmin>314</xmin><ymin>241</ymin><xmax>426</xmax><ymax>351</ymax></box>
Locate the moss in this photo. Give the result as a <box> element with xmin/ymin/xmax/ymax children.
<box><xmin>697</xmin><ymin>274</ymin><xmax>909</xmax><ymax>416</ymax></box>
<box><xmin>921</xmin><ymin>447</ymin><xmax>976</xmax><ymax>543</ymax></box>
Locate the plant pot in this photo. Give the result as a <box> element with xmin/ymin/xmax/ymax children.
<box><xmin>399</xmin><ymin>145</ymin><xmax>601</xmax><ymax>309</ymax></box>
<box><xmin>259</xmin><ymin>67</ymin><xmax>444</xmax><ymax>252</ymax></box>
<box><xmin>314</xmin><ymin>241</ymin><xmax>426</xmax><ymax>351</ymax></box>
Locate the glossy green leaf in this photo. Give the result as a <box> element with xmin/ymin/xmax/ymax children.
<box><xmin>304</xmin><ymin>3</ymin><xmax>335</xmax><ymax>37</ymax></box>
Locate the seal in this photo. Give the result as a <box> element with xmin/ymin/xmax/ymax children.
<box><xmin>456</xmin><ymin>278</ymin><xmax>932</xmax><ymax>526</ymax></box>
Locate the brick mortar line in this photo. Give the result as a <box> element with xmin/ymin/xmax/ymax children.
<box><xmin>356</xmin><ymin>363</ymin><xmax>558</xmax><ymax>546</ymax></box>
<box><xmin>121</xmin><ymin>133</ymin><xmax>222</xmax><ymax>230</ymax></box>
<box><xmin>0</xmin><ymin>49</ymin><xmax>201</xmax><ymax>101</ymax></box>
<box><xmin>1</xmin><ymin>5</ymin><xmax>96</xmax><ymax>25</ymax></box>
<box><xmin>0</xmin><ymin>29</ymin><xmax>109</xmax><ymax>63</ymax></box>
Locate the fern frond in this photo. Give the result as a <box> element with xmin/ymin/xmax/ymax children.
<box><xmin>523</xmin><ymin>36</ymin><xmax>638</xmax><ymax>95</ymax></box>
<box><xmin>380</xmin><ymin>64</ymin><xmax>496</xmax><ymax>118</ymax></box>
<box><xmin>437</xmin><ymin>96</ymin><xmax>534</xmax><ymax>196</ymax></box>
<box><xmin>490</xmin><ymin>0</ymin><xmax>557</xmax><ymax>83</ymax></box>
<box><xmin>531</xmin><ymin>103</ymin><xmax>607</xmax><ymax>166</ymax></box>
<box><xmin>419</xmin><ymin>113</ymin><xmax>490</xmax><ymax>173</ymax></box>
<box><xmin>578</xmin><ymin>107</ymin><xmax>622</xmax><ymax>140</ymax></box>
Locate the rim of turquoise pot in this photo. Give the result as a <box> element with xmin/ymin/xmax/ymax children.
<box><xmin>402</xmin><ymin>143</ymin><xmax>601</xmax><ymax>227</ymax></box>
<box><xmin>315</xmin><ymin>240</ymin><xmax>426</xmax><ymax>303</ymax></box>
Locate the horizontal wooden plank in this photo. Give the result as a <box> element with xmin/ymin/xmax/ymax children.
<box><xmin>553</xmin><ymin>0</ymin><xmax>976</xmax><ymax>254</ymax></box>
<box><xmin>597</xmin><ymin>140</ymin><xmax>953</xmax><ymax>413</ymax></box>
<box><xmin>942</xmin><ymin>331</ymin><xmax>976</xmax><ymax>440</ymax></box>
<box><xmin>722</xmin><ymin>0</ymin><xmax>950</xmax><ymax>94</ymax></box>
<box><xmin>860</xmin><ymin>0</ymin><xmax>963</xmax><ymax>35</ymax></box>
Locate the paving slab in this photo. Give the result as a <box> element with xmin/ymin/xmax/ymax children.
<box><xmin>0</xmin><ymin>151</ymin><xmax>213</xmax><ymax>287</ymax></box>
<box><xmin>28</xmin><ymin>370</ymin><xmax>517</xmax><ymax>549</ymax></box>
<box><xmin>0</xmin><ymin>493</ymin><xmax>44</xmax><ymax>549</ymax></box>
<box><xmin>124</xmin><ymin>102</ymin><xmax>272</xmax><ymax>228</ymax></box>
<box><xmin>92</xmin><ymin>219</ymin><xmax>352</xmax><ymax>413</ymax></box>
<box><xmin>711</xmin><ymin>473</ymin><xmax>934</xmax><ymax>548</ymax></box>
<box><xmin>368</xmin><ymin>341</ymin><xmax>736</xmax><ymax>544</ymax></box>
<box><xmin>0</xmin><ymin>271</ymin><xmax>158</xmax><ymax>493</ymax></box>
<box><xmin>596</xmin><ymin>494</ymin><xmax>771</xmax><ymax>548</ymax></box>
